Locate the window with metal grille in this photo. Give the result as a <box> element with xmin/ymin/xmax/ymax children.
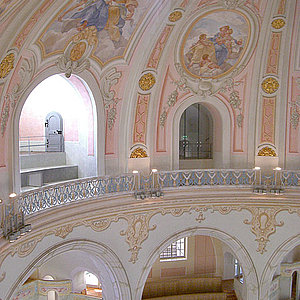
<box><xmin>160</xmin><ymin>238</ymin><xmax>186</xmax><ymax>261</ymax></box>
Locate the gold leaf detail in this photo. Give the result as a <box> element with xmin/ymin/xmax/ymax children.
<box><xmin>168</xmin><ymin>11</ymin><xmax>182</xmax><ymax>22</ymax></box>
<box><xmin>244</xmin><ymin>208</ymin><xmax>284</xmax><ymax>254</ymax></box>
<box><xmin>70</xmin><ymin>42</ymin><xmax>86</xmax><ymax>61</ymax></box>
<box><xmin>120</xmin><ymin>213</ymin><xmax>156</xmax><ymax>263</ymax></box>
<box><xmin>139</xmin><ymin>73</ymin><xmax>156</xmax><ymax>91</ymax></box>
<box><xmin>130</xmin><ymin>147</ymin><xmax>148</xmax><ymax>158</ymax></box>
<box><xmin>0</xmin><ymin>53</ymin><xmax>14</xmax><ymax>79</ymax></box>
<box><xmin>261</xmin><ymin>77</ymin><xmax>279</xmax><ymax>94</ymax></box>
<box><xmin>258</xmin><ymin>146</ymin><xmax>277</xmax><ymax>157</ymax></box>
<box><xmin>271</xmin><ymin>18</ymin><xmax>285</xmax><ymax>29</ymax></box>
<box><xmin>55</xmin><ymin>224</ymin><xmax>75</xmax><ymax>238</ymax></box>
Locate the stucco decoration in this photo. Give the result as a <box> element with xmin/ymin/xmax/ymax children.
<box><xmin>174</xmin><ymin>7</ymin><xmax>257</xmax><ymax>111</ymax></box>
<box><xmin>257</xmin><ymin>146</ymin><xmax>277</xmax><ymax>157</ymax></box>
<box><xmin>0</xmin><ymin>53</ymin><xmax>15</xmax><ymax>79</ymax></box>
<box><xmin>100</xmin><ymin>67</ymin><xmax>122</xmax><ymax>130</ymax></box>
<box><xmin>290</xmin><ymin>96</ymin><xmax>300</xmax><ymax>129</ymax></box>
<box><xmin>56</xmin><ymin>26</ymin><xmax>97</xmax><ymax>78</ymax></box>
<box><xmin>261</xmin><ymin>77</ymin><xmax>279</xmax><ymax>94</ymax></box>
<box><xmin>120</xmin><ymin>213</ymin><xmax>156</xmax><ymax>263</ymax></box>
<box><xmin>218</xmin><ymin>0</ymin><xmax>247</xmax><ymax>9</ymax></box>
<box><xmin>130</xmin><ymin>147</ymin><xmax>148</xmax><ymax>158</ymax></box>
<box><xmin>38</xmin><ymin>0</ymin><xmax>151</xmax><ymax>65</ymax></box>
<box><xmin>168</xmin><ymin>10</ymin><xmax>182</xmax><ymax>22</ymax></box>
<box><xmin>139</xmin><ymin>72</ymin><xmax>156</xmax><ymax>91</ymax></box>
<box><xmin>0</xmin><ymin>56</ymin><xmax>35</xmax><ymax>136</ymax></box>
<box><xmin>271</xmin><ymin>18</ymin><xmax>286</xmax><ymax>30</ymax></box>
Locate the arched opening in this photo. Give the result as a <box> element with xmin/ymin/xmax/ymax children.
<box><xmin>179</xmin><ymin>103</ymin><xmax>213</xmax><ymax>160</ymax></box>
<box><xmin>18</xmin><ymin>74</ymin><xmax>97</xmax><ymax>191</ymax></box>
<box><xmin>83</xmin><ymin>271</ymin><xmax>102</xmax><ymax>298</ymax></box>
<box><xmin>141</xmin><ymin>234</ymin><xmax>246</xmax><ymax>299</ymax></box>
<box><xmin>172</xmin><ymin>96</ymin><xmax>231</xmax><ymax>170</ymax></box>
<box><xmin>8</xmin><ymin>240</ymin><xmax>131</xmax><ymax>300</ymax></box>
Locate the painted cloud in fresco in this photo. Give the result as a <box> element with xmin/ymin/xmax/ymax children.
<box><xmin>181</xmin><ymin>10</ymin><xmax>249</xmax><ymax>79</ymax></box>
<box><xmin>39</xmin><ymin>0</ymin><xmax>149</xmax><ymax>63</ymax></box>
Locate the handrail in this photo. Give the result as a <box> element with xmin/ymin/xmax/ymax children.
<box><xmin>4</xmin><ymin>169</ymin><xmax>300</xmax><ymax>217</ymax></box>
<box><xmin>19</xmin><ymin>135</ymin><xmax>46</xmax><ymax>154</ymax></box>
<box><xmin>18</xmin><ymin>174</ymin><xmax>135</xmax><ymax>215</ymax></box>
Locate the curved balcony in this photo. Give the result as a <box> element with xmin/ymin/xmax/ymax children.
<box><xmin>1</xmin><ymin>168</ymin><xmax>299</xmax><ymax>218</ymax></box>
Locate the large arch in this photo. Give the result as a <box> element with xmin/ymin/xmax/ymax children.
<box><xmin>7</xmin><ymin>239</ymin><xmax>132</xmax><ymax>300</ymax></box>
<box><xmin>260</xmin><ymin>233</ymin><xmax>300</xmax><ymax>300</ymax></box>
<box><xmin>135</xmin><ymin>227</ymin><xmax>259</xmax><ymax>300</ymax></box>
<box><xmin>172</xmin><ymin>95</ymin><xmax>232</xmax><ymax>169</ymax></box>
<box><xmin>10</xmin><ymin>65</ymin><xmax>105</xmax><ymax>193</ymax></box>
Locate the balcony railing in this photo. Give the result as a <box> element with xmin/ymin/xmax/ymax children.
<box><xmin>1</xmin><ymin>169</ymin><xmax>299</xmax><ymax>218</ymax></box>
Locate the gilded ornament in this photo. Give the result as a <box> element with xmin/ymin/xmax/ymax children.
<box><xmin>257</xmin><ymin>146</ymin><xmax>277</xmax><ymax>157</ymax></box>
<box><xmin>0</xmin><ymin>53</ymin><xmax>14</xmax><ymax>79</ymax></box>
<box><xmin>168</xmin><ymin>11</ymin><xmax>182</xmax><ymax>22</ymax></box>
<box><xmin>271</xmin><ymin>18</ymin><xmax>285</xmax><ymax>29</ymax></box>
<box><xmin>130</xmin><ymin>147</ymin><xmax>148</xmax><ymax>158</ymax></box>
<box><xmin>261</xmin><ymin>77</ymin><xmax>279</xmax><ymax>94</ymax></box>
<box><xmin>70</xmin><ymin>42</ymin><xmax>86</xmax><ymax>61</ymax></box>
<box><xmin>139</xmin><ymin>73</ymin><xmax>156</xmax><ymax>91</ymax></box>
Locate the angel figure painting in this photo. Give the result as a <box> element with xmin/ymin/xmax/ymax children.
<box><xmin>39</xmin><ymin>0</ymin><xmax>149</xmax><ymax>63</ymax></box>
<box><xmin>181</xmin><ymin>10</ymin><xmax>249</xmax><ymax>78</ymax></box>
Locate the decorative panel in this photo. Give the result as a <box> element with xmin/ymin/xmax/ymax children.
<box><xmin>261</xmin><ymin>97</ymin><xmax>276</xmax><ymax>144</ymax></box>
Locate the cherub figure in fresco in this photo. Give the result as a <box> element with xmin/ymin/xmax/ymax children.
<box><xmin>58</xmin><ymin>0</ymin><xmax>138</xmax><ymax>43</ymax></box>
<box><xmin>199</xmin><ymin>54</ymin><xmax>221</xmax><ymax>75</ymax></box>
<box><xmin>187</xmin><ymin>33</ymin><xmax>217</xmax><ymax>69</ymax></box>
<box><xmin>210</xmin><ymin>25</ymin><xmax>243</xmax><ymax>66</ymax></box>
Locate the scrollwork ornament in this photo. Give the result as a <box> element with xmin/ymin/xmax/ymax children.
<box><xmin>290</xmin><ymin>97</ymin><xmax>300</xmax><ymax>129</ymax></box>
<box><xmin>56</xmin><ymin>27</ymin><xmax>97</xmax><ymax>78</ymax></box>
<box><xmin>100</xmin><ymin>67</ymin><xmax>122</xmax><ymax>130</ymax></box>
<box><xmin>54</xmin><ymin>224</ymin><xmax>76</xmax><ymax>238</ymax></box>
<box><xmin>0</xmin><ymin>53</ymin><xmax>14</xmax><ymax>79</ymax></box>
<box><xmin>219</xmin><ymin>0</ymin><xmax>247</xmax><ymax>9</ymax></box>
<box><xmin>83</xmin><ymin>217</ymin><xmax>116</xmax><ymax>231</ymax></box>
<box><xmin>244</xmin><ymin>207</ymin><xmax>284</xmax><ymax>254</ymax></box>
<box><xmin>195</xmin><ymin>207</ymin><xmax>208</xmax><ymax>223</ymax></box>
<box><xmin>1</xmin><ymin>56</ymin><xmax>35</xmax><ymax>136</ymax></box>
<box><xmin>120</xmin><ymin>213</ymin><xmax>156</xmax><ymax>263</ymax></box>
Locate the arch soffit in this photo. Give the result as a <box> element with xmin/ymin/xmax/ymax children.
<box><xmin>8</xmin><ymin>239</ymin><xmax>132</xmax><ymax>300</ymax></box>
<box><xmin>135</xmin><ymin>227</ymin><xmax>259</xmax><ymax>300</ymax></box>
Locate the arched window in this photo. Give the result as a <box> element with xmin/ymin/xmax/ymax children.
<box><xmin>179</xmin><ymin>103</ymin><xmax>213</xmax><ymax>160</ymax></box>
<box><xmin>84</xmin><ymin>271</ymin><xmax>102</xmax><ymax>298</ymax></box>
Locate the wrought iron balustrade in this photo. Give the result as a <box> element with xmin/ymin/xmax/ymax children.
<box><xmin>157</xmin><ymin>169</ymin><xmax>256</xmax><ymax>187</ymax></box>
<box><xmin>0</xmin><ymin>169</ymin><xmax>299</xmax><ymax>219</ymax></box>
<box><xmin>179</xmin><ymin>141</ymin><xmax>212</xmax><ymax>159</ymax></box>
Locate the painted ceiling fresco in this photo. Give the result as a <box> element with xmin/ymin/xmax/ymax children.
<box><xmin>38</xmin><ymin>0</ymin><xmax>151</xmax><ymax>64</ymax></box>
<box><xmin>181</xmin><ymin>10</ymin><xmax>249</xmax><ymax>79</ymax></box>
